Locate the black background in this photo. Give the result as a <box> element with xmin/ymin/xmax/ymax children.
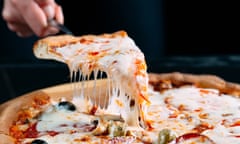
<box><xmin>165</xmin><ymin>1</ymin><xmax>239</xmax><ymax>55</ymax></box>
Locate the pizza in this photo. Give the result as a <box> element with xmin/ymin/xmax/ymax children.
<box><xmin>2</xmin><ymin>72</ymin><xmax>240</xmax><ymax>144</ymax></box>
<box><xmin>1</xmin><ymin>31</ymin><xmax>240</xmax><ymax>143</ymax></box>
<box><xmin>33</xmin><ymin>30</ymin><xmax>149</xmax><ymax>127</ymax></box>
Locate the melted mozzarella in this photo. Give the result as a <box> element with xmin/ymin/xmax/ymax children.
<box><xmin>146</xmin><ymin>86</ymin><xmax>240</xmax><ymax>143</ymax></box>
<box><xmin>55</xmin><ymin>32</ymin><xmax>149</xmax><ymax>128</ymax></box>
<box><xmin>37</xmin><ymin>105</ymin><xmax>95</xmax><ymax>133</ymax></box>
<box><xmin>23</xmin><ymin>86</ymin><xmax>240</xmax><ymax>144</ymax></box>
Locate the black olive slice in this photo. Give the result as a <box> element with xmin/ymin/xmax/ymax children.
<box><xmin>31</xmin><ymin>139</ymin><xmax>48</xmax><ymax>144</ymax></box>
<box><xmin>92</xmin><ymin>119</ymin><xmax>99</xmax><ymax>126</ymax></box>
<box><xmin>58</xmin><ymin>101</ymin><xmax>76</xmax><ymax>111</ymax></box>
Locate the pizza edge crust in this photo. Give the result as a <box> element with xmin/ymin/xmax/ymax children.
<box><xmin>149</xmin><ymin>72</ymin><xmax>240</xmax><ymax>97</ymax></box>
<box><xmin>1</xmin><ymin>72</ymin><xmax>240</xmax><ymax>143</ymax></box>
<box><xmin>32</xmin><ymin>30</ymin><xmax>127</xmax><ymax>62</ymax></box>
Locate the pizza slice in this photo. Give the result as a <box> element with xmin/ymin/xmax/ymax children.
<box><xmin>33</xmin><ymin>31</ymin><xmax>149</xmax><ymax>128</ymax></box>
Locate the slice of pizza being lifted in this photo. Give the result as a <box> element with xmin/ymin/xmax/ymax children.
<box><xmin>33</xmin><ymin>31</ymin><xmax>149</xmax><ymax>128</ymax></box>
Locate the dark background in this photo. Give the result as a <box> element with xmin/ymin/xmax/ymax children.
<box><xmin>0</xmin><ymin>0</ymin><xmax>240</xmax><ymax>104</ymax></box>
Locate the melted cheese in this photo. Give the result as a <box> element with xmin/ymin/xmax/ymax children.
<box><xmin>54</xmin><ymin>32</ymin><xmax>149</xmax><ymax>128</ymax></box>
<box><xmin>144</xmin><ymin>86</ymin><xmax>240</xmax><ymax>143</ymax></box>
<box><xmin>36</xmin><ymin>105</ymin><xmax>95</xmax><ymax>133</ymax></box>
<box><xmin>29</xmin><ymin>32</ymin><xmax>240</xmax><ymax>143</ymax></box>
<box><xmin>21</xmin><ymin>85</ymin><xmax>240</xmax><ymax>144</ymax></box>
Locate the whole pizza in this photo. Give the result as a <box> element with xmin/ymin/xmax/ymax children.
<box><xmin>1</xmin><ymin>31</ymin><xmax>240</xmax><ymax>144</ymax></box>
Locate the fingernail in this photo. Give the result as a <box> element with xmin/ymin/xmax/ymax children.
<box><xmin>43</xmin><ymin>5</ymin><xmax>54</xmax><ymax>20</ymax></box>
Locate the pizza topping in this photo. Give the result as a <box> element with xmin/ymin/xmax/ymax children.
<box><xmin>21</xmin><ymin>124</ymin><xmax>38</xmax><ymax>139</ymax></box>
<box><xmin>157</xmin><ymin>129</ymin><xmax>176</xmax><ymax>144</ymax></box>
<box><xmin>145</xmin><ymin>86</ymin><xmax>240</xmax><ymax>143</ymax></box>
<box><xmin>91</xmin><ymin>119</ymin><xmax>99</xmax><ymax>126</ymax></box>
<box><xmin>58</xmin><ymin>101</ymin><xmax>76</xmax><ymax>111</ymax></box>
<box><xmin>192</xmin><ymin>122</ymin><xmax>214</xmax><ymax>133</ymax></box>
<box><xmin>22</xmin><ymin>117</ymin><xmax>128</xmax><ymax>143</ymax></box>
<box><xmin>175</xmin><ymin>133</ymin><xmax>215</xmax><ymax>144</ymax></box>
<box><xmin>107</xmin><ymin>121</ymin><xmax>126</xmax><ymax>137</ymax></box>
<box><xmin>8</xmin><ymin>83</ymin><xmax>240</xmax><ymax>143</ymax></box>
<box><xmin>36</xmin><ymin>103</ymin><xmax>97</xmax><ymax>133</ymax></box>
<box><xmin>10</xmin><ymin>83</ymin><xmax>240</xmax><ymax>143</ymax></box>
<box><xmin>33</xmin><ymin>31</ymin><xmax>149</xmax><ymax>129</ymax></box>
<box><xmin>31</xmin><ymin>139</ymin><xmax>48</xmax><ymax>144</ymax></box>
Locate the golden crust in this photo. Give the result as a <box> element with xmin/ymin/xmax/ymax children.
<box><xmin>33</xmin><ymin>30</ymin><xmax>127</xmax><ymax>49</ymax></box>
<box><xmin>149</xmin><ymin>72</ymin><xmax>240</xmax><ymax>96</ymax></box>
<box><xmin>33</xmin><ymin>30</ymin><xmax>127</xmax><ymax>63</ymax></box>
<box><xmin>33</xmin><ymin>31</ymin><xmax>126</xmax><ymax>57</ymax></box>
<box><xmin>1</xmin><ymin>72</ymin><xmax>240</xmax><ymax>143</ymax></box>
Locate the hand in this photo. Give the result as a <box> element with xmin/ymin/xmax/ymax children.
<box><xmin>2</xmin><ymin>0</ymin><xmax>64</xmax><ymax>37</ymax></box>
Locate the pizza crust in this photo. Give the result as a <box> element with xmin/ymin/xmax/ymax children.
<box><xmin>33</xmin><ymin>31</ymin><xmax>127</xmax><ymax>62</ymax></box>
<box><xmin>1</xmin><ymin>72</ymin><xmax>240</xmax><ymax>143</ymax></box>
<box><xmin>149</xmin><ymin>72</ymin><xmax>240</xmax><ymax>97</ymax></box>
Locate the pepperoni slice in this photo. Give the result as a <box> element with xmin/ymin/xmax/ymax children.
<box><xmin>24</xmin><ymin>123</ymin><xmax>39</xmax><ymax>138</ymax></box>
